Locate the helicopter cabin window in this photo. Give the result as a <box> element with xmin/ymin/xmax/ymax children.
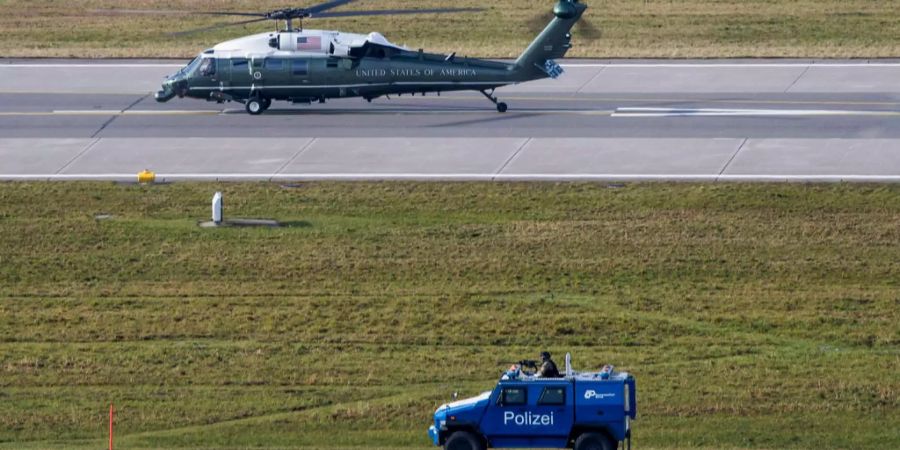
<box><xmin>326</xmin><ymin>58</ymin><xmax>339</xmax><ymax>68</ymax></box>
<box><xmin>199</xmin><ymin>58</ymin><xmax>216</xmax><ymax>77</ymax></box>
<box><xmin>292</xmin><ymin>60</ymin><xmax>309</xmax><ymax>76</ymax></box>
<box><xmin>265</xmin><ymin>59</ymin><xmax>284</xmax><ymax>70</ymax></box>
<box><xmin>231</xmin><ymin>59</ymin><xmax>248</xmax><ymax>70</ymax></box>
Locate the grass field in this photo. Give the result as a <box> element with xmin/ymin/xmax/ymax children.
<box><xmin>0</xmin><ymin>182</ymin><xmax>898</xmax><ymax>450</ymax></box>
<box><xmin>1</xmin><ymin>1</ymin><xmax>899</xmax><ymax>58</ymax></box>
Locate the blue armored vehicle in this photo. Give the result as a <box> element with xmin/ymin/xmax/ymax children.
<box><xmin>429</xmin><ymin>354</ymin><xmax>636</xmax><ymax>450</ymax></box>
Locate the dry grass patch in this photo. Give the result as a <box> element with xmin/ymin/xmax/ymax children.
<box><xmin>0</xmin><ymin>1</ymin><xmax>898</xmax><ymax>58</ymax></box>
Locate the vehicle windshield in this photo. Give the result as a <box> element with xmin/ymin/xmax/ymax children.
<box><xmin>178</xmin><ymin>56</ymin><xmax>202</xmax><ymax>76</ymax></box>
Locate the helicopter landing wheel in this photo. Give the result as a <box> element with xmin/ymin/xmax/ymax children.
<box><xmin>496</xmin><ymin>102</ymin><xmax>508</xmax><ymax>113</ymax></box>
<box><xmin>246</xmin><ymin>98</ymin><xmax>265</xmax><ymax>115</ymax></box>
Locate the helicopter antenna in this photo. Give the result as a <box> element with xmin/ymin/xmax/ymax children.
<box><xmin>90</xmin><ymin>0</ymin><xmax>483</xmax><ymax>36</ymax></box>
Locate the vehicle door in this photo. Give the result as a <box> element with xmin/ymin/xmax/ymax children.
<box><xmin>529</xmin><ymin>382</ymin><xmax>573</xmax><ymax>445</ymax></box>
<box><xmin>229</xmin><ymin>58</ymin><xmax>251</xmax><ymax>89</ymax></box>
<box><xmin>479</xmin><ymin>383</ymin><xmax>530</xmax><ymax>446</ymax></box>
<box><xmin>291</xmin><ymin>58</ymin><xmax>310</xmax><ymax>86</ymax></box>
<box><xmin>263</xmin><ymin>57</ymin><xmax>289</xmax><ymax>87</ymax></box>
<box><xmin>195</xmin><ymin>56</ymin><xmax>219</xmax><ymax>90</ymax></box>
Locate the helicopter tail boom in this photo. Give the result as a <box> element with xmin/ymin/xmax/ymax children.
<box><xmin>513</xmin><ymin>0</ymin><xmax>587</xmax><ymax>80</ymax></box>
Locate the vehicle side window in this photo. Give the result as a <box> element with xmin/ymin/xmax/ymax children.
<box><xmin>199</xmin><ymin>58</ymin><xmax>216</xmax><ymax>76</ymax></box>
<box><xmin>499</xmin><ymin>387</ymin><xmax>526</xmax><ymax>406</ymax></box>
<box><xmin>538</xmin><ymin>387</ymin><xmax>565</xmax><ymax>405</ymax></box>
<box><xmin>232</xmin><ymin>59</ymin><xmax>248</xmax><ymax>69</ymax></box>
<box><xmin>265</xmin><ymin>59</ymin><xmax>284</xmax><ymax>70</ymax></box>
<box><xmin>292</xmin><ymin>59</ymin><xmax>308</xmax><ymax>76</ymax></box>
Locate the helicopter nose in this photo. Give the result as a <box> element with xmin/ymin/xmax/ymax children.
<box><xmin>155</xmin><ymin>78</ymin><xmax>177</xmax><ymax>103</ymax></box>
<box><xmin>155</xmin><ymin>77</ymin><xmax>188</xmax><ymax>103</ymax></box>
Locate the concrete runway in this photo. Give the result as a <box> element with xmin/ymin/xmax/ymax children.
<box><xmin>1</xmin><ymin>59</ymin><xmax>899</xmax><ymax>182</ymax></box>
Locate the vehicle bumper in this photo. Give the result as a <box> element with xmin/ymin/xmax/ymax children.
<box><xmin>428</xmin><ymin>425</ymin><xmax>440</xmax><ymax>446</ymax></box>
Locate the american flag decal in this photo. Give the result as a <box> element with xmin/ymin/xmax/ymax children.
<box><xmin>297</xmin><ymin>36</ymin><xmax>322</xmax><ymax>50</ymax></box>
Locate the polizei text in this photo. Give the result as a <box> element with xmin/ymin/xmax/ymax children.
<box><xmin>503</xmin><ymin>411</ymin><xmax>555</xmax><ymax>426</ymax></box>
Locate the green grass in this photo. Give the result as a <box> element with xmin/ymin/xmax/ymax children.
<box><xmin>0</xmin><ymin>182</ymin><xmax>898</xmax><ymax>450</ymax></box>
<box><xmin>1</xmin><ymin>1</ymin><xmax>899</xmax><ymax>58</ymax></box>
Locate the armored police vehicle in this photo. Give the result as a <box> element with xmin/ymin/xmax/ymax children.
<box><xmin>429</xmin><ymin>355</ymin><xmax>636</xmax><ymax>450</ymax></box>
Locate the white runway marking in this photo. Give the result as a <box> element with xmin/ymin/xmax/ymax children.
<box><xmin>0</xmin><ymin>109</ymin><xmax>615</xmax><ymax>116</ymax></box>
<box><xmin>2</xmin><ymin>173</ymin><xmax>899</xmax><ymax>182</ymax></box>
<box><xmin>561</xmin><ymin>63</ymin><xmax>900</xmax><ymax>68</ymax></box>
<box><xmin>612</xmin><ymin>107</ymin><xmax>900</xmax><ymax>117</ymax></box>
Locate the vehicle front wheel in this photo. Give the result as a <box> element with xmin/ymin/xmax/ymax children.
<box><xmin>246</xmin><ymin>99</ymin><xmax>264</xmax><ymax>115</ymax></box>
<box><xmin>496</xmin><ymin>102</ymin><xmax>508</xmax><ymax>113</ymax></box>
<box><xmin>444</xmin><ymin>431</ymin><xmax>485</xmax><ymax>450</ymax></box>
<box><xmin>574</xmin><ymin>432</ymin><xmax>615</xmax><ymax>450</ymax></box>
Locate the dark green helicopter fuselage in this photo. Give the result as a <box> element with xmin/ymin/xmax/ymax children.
<box><xmin>157</xmin><ymin>0</ymin><xmax>587</xmax><ymax>113</ymax></box>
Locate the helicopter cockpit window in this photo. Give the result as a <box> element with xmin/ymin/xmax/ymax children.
<box><xmin>181</xmin><ymin>57</ymin><xmax>202</xmax><ymax>76</ymax></box>
<box><xmin>199</xmin><ymin>58</ymin><xmax>216</xmax><ymax>77</ymax></box>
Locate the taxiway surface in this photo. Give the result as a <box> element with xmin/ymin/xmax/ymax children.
<box><xmin>1</xmin><ymin>59</ymin><xmax>898</xmax><ymax>182</ymax></box>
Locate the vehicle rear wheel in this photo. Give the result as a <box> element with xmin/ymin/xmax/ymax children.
<box><xmin>444</xmin><ymin>431</ymin><xmax>485</xmax><ymax>450</ymax></box>
<box><xmin>496</xmin><ymin>102</ymin><xmax>508</xmax><ymax>113</ymax></box>
<box><xmin>574</xmin><ymin>432</ymin><xmax>615</xmax><ymax>450</ymax></box>
<box><xmin>246</xmin><ymin>98</ymin><xmax>264</xmax><ymax>115</ymax></box>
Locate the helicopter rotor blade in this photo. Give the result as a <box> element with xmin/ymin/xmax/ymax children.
<box><xmin>576</xmin><ymin>19</ymin><xmax>602</xmax><ymax>39</ymax></box>
<box><xmin>526</xmin><ymin>12</ymin><xmax>554</xmax><ymax>35</ymax></box>
<box><xmin>526</xmin><ymin>11</ymin><xmax>601</xmax><ymax>39</ymax></box>
<box><xmin>305</xmin><ymin>0</ymin><xmax>360</xmax><ymax>14</ymax></box>
<box><xmin>89</xmin><ymin>8</ymin><xmax>267</xmax><ymax>18</ymax></box>
<box><xmin>89</xmin><ymin>8</ymin><xmax>194</xmax><ymax>16</ymax></box>
<box><xmin>168</xmin><ymin>17</ymin><xmax>270</xmax><ymax>37</ymax></box>
<box><xmin>314</xmin><ymin>8</ymin><xmax>484</xmax><ymax>19</ymax></box>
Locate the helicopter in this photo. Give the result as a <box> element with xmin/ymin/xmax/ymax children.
<box><xmin>124</xmin><ymin>0</ymin><xmax>588</xmax><ymax>115</ymax></box>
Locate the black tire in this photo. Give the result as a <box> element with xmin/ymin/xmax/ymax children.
<box><xmin>444</xmin><ymin>431</ymin><xmax>485</xmax><ymax>450</ymax></box>
<box><xmin>574</xmin><ymin>432</ymin><xmax>615</xmax><ymax>450</ymax></box>
<box><xmin>246</xmin><ymin>98</ymin><xmax>264</xmax><ymax>115</ymax></box>
<box><xmin>497</xmin><ymin>102</ymin><xmax>508</xmax><ymax>113</ymax></box>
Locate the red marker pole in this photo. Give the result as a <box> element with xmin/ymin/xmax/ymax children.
<box><xmin>109</xmin><ymin>403</ymin><xmax>114</xmax><ymax>450</ymax></box>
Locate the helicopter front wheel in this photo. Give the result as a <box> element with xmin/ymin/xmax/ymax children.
<box><xmin>246</xmin><ymin>98</ymin><xmax>265</xmax><ymax>115</ymax></box>
<box><xmin>497</xmin><ymin>102</ymin><xmax>508</xmax><ymax>113</ymax></box>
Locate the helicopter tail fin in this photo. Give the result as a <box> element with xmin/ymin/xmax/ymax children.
<box><xmin>514</xmin><ymin>0</ymin><xmax>588</xmax><ymax>80</ymax></box>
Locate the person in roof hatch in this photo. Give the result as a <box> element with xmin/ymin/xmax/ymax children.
<box><xmin>538</xmin><ymin>351</ymin><xmax>561</xmax><ymax>378</ymax></box>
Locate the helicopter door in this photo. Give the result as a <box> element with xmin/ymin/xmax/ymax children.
<box><xmin>229</xmin><ymin>58</ymin><xmax>250</xmax><ymax>88</ymax></box>
<box><xmin>263</xmin><ymin>58</ymin><xmax>288</xmax><ymax>86</ymax></box>
<box><xmin>291</xmin><ymin>59</ymin><xmax>309</xmax><ymax>84</ymax></box>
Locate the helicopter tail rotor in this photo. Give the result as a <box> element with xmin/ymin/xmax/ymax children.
<box><xmin>516</xmin><ymin>0</ymin><xmax>589</xmax><ymax>80</ymax></box>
